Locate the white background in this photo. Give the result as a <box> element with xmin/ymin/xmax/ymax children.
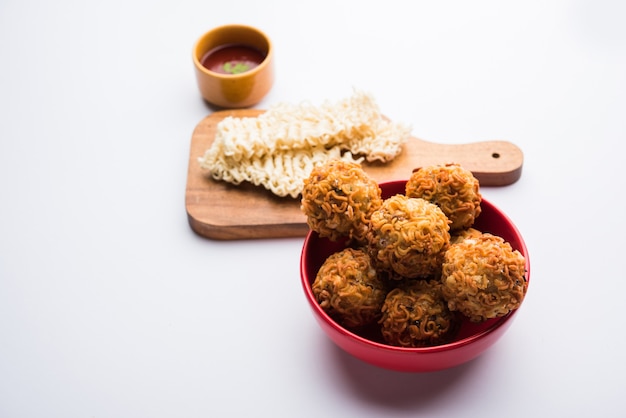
<box><xmin>1</xmin><ymin>1</ymin><xmax>625</xmax><ymax>417</ymax></box>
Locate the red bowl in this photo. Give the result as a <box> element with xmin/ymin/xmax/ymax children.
<box><xmin>300</xmin><ymin>180</ymin><xmax>530</xmax><ymax>372</ymax></box>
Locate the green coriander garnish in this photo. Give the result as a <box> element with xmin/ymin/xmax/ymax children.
<box><xmin>223</xmin><ymin>62</ymin><xmax>250</xmax><ymax>74</ymax></box>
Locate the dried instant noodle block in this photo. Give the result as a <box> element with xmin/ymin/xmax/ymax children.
<box><xmin>406</xmin><ymin>163</ymin><xmax>482</xmax><ymax>231</ymax></box>
<box><xmin>379</xmin><ymin>279</ymin><xmax>459</xmax><ymax>348</ymax></box>
<box><xmin>366</xmin><ymin>195</ymin><xmax>451</xmax><ymax>279</ymax></box>
<box><xmin>301</xmin><ymin>160</ymin><xmax>382</xmax><ymax>243</ymax></box>
<box><xmin>312</xmin><ymin>248</ymin><xmax>388</xmax><ymax>329</ymax></box>
<box><xmin>211</xmin><ymin>145</ymin><xmax>359</xmax><ymax>199</ymax></box>
<box><xmin>198</xmin><ymin>90</ymin><xmax>411</xmax><ymax>198</ymax></box>
<box><xmin>441</xmin><ymin>233</ymin><xmax>527</xmax><ymax>322</ymax></box>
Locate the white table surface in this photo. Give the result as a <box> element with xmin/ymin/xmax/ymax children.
<box><xmin>2</xmin><ymin>1</ymin><xmax>625</xmax><ymax>417</ymax></box>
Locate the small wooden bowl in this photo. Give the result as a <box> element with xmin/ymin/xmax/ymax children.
<box><xmin>192</xmin><ymin>24</ymin><xmax>274</xmax><ymax>108</ymax></box>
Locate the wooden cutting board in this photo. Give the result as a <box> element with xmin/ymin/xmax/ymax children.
<box><xmin>185</xmin><ymin>110</ymin><xmax>523</xmax><ymax>240</ymax></box>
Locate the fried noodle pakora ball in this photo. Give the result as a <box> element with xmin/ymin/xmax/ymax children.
<box><xmin>312</xmin><ymin>247</ymin><xmax>387</xmax><ymax>329</ymax></box>
<box><xmin>379</xmin><ymin>279</ymin><xmax>459</xmax><ymax>348</ymax></box>
<box><xmin>301</xmin><ymin>160</ymin><xmax>382</xmax><ymax>242</ymax></box>
<box><xmin>441</xmin><ymin>233</ymin><xmax>527</xmax><ymax>322</ymax></box>
<box><xmin>406</xmin><ymin>163</ymin><xmax>482</xmax><ymax>231</ymax></box>
<box><xmin>366</xmin><ymin>195</ymin><xmax>451</xmax><ymax>279</ymax></box>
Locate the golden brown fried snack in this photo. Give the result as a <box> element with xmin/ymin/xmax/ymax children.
<box><xmin>441</xmin><ymin>233</ymin><xmax>527</xmax><ymax>322</ymax></box>
<box><xmin>379</xmin><ymin>279</ymin><xmax>459</xmax><ymax>348</ymax></box>
<box><xmin>301</xmin><ymin>160</ymin><xmax>382</xmax><ymax>242</ymax></box>
<box><xmin>312</xmin><ymin>247</ymin><xmax>387</xmax><ymax>329</ymax></box>
<box><xmin>406</xmin><ymin>163</ymin><xmax>482</xmax><ymax>231</ymax></box>
<box><xmin>450</xmin><ymin>227</ymin><xmax>483</xmax><ymax>245</ymax></box>
<box><xmin>366</xmin><ymin>195</ymin><xmax>450</xmax><ymax>278</ymax></box>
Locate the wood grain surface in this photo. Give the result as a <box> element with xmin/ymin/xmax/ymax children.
<box><xmin>185</xmin><ymin>110</ymin><xmax>523</xmax><ymax>240</ymax></box>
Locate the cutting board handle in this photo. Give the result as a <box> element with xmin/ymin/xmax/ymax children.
<box><xmin>409</xmin><ymin>138</ymin><xmax>524</xmax><ymax>186</ymax></box>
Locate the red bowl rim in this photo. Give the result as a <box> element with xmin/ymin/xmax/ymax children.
<box><xmin>299</xmin><ymin>179</ymin><xmax>530</xmax><ymax>354</ymax></box>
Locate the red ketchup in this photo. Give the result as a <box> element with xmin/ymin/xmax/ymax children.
<box><xmin>200</xmin><ymin>44</ymin><xmax>266</xmax><ymax>75</ymax></box>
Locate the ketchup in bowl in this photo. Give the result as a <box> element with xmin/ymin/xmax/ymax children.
<box><xmin>200</xmin><ymin>44</ymin><xmax>266</xmax><ymax>75</ymax></box>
